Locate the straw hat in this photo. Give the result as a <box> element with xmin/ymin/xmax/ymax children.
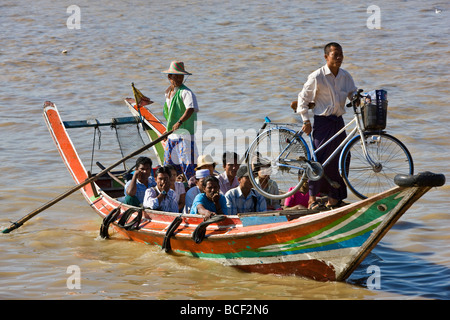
<box><xmin>162</xmin><ymin>61</ymin><xmax>192</xmax><ymax>75</ymax></box>
<box><xmin>196</xmin><ymin>155</ymin><xmax>216</xmax><ymax>169</ymax></box>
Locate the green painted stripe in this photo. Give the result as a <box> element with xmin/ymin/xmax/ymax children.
<box><xmin>89</xmin><ymin>195</ymin><xmax>100</xmax><ymax>202</ymax></box>
<box><xmin>321</xmin><ymin>193</ymin><xmax>400</xmax><ymax>240</ymax></box>
<box><xmin>283</xmin><ymin>221</ymin><xmax>381</xmax><ymax>252</ymax></box>
<box><xmin>282</xmin><ymin>209</ymin><xmax>360</xmax><ymax>246</ymax></box>
<box><xmin>172</xmin><ymin>220</ymin><xmax>381</xmax><ymax>261</ymax></box>
<box><xmin>256</xmin><ymin>192</ymin><xmax>403</xmax><ymax>253</ymax></box>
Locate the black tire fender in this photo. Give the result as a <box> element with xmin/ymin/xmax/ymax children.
<box><xmin>192</xmin><ymin>215</ymin><xmax>227</xmax><ymax>244</ymax></box>
<box><xmin>394</xmin><ymin>171</ymin><xmax>446</xmax><ymax>188</ymax></box>
<box><xmin>117</xmin><ymin>208</ymin><xmax>142</xmax><ymax>231</ymax></box>
<box><xmin>100</xmin><ymin>207</ymin><xmax>121</xmax><ymax>239</ymax></box>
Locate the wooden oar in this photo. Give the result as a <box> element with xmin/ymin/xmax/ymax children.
<box><xmin>96</xmin><ymin>161</ymin><xmax>125</xmax><ymax>187</ymax></box>
<box><xmin>2</xmin><ymin>129</ymin><xmax>173</xmax><ymax>234</ymax></box>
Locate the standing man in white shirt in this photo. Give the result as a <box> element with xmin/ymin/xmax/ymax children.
<box><xmin>296</xmin><ymin>42</ymin><xmax>357</xmax><ymax>210</ymax></box>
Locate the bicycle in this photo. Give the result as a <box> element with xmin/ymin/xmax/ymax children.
<box><xmin>245</xmin><ymin>89</ymin><xmax>414</xmax><ymax>200</ymax></box>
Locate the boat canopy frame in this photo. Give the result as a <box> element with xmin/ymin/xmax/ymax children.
<box><xmin>63</xmin><ymin>116</ymin><xmax>150</xmax><ymax>174</ymax></box>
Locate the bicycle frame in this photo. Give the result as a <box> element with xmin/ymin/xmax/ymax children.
<box><xmin>266</xmin><ymin>102</ymin><xmax>380</xmax><ymax>175</ymax></box>
<box><xmin>308</xmin><ymin>114</ymin><xmax>379</xmax><ymax>171</ymax></box>
<box><xmin>247</xmin><ymin>90</ymin><xmax>412</xmax><ymax>200</ymax></box>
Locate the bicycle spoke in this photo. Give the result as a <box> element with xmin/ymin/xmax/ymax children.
<box><xmin>247</xmin><ymin>128</ymin><xmax>309</xmax><ymax>200</ymax></box>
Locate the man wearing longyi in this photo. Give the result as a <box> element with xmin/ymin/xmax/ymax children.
<box><xmin>296</xmin><ymin>42</ymin><xmax>357</xmax><ymax>210</ymax></box>
<box><xmin>162</xmin><ymin>61</ymin><xmax>199</xmax><ymax>180</ymax></box>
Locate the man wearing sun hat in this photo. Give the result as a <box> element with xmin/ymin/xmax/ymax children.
<box><xmin>196</xmin><ymin>154</ymin><xmax>217</xmax><ymax>175</ymax></box>
<box><xmin>162</xmin><ymin>61</ymin><xmax>199</xmax><ymax>180</ymax></box>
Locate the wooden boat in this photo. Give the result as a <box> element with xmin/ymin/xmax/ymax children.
<box><xmin>43</xmin><ymin>101</ymin><xmax>445</xmax><ymax>282</ymax></box>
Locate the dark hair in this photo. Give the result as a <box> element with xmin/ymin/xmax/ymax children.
<box><xmin>164</xmin><ymin>164</ymin><xmax>177</xmax><ymax>172</ymax></box>
<box><xmin>135</xmin><ymin>156</ymin><xmax>152</xmax><ymax>168</ymax></box>
<box><xmin>222</xmin><ymin>151</ymin><xmax>239</xmax><ymax>167</ymax></box>
<box><xmin>202</xmin><ymin>175</ymin><xmax>219</xmax><ymax>188</ymax></box>
<box><xmin>324</xmin><ymin>42</ymin><xmax>342</xmax><ymax>55</ymax></box>
<box><xmin>155</xmin><ymin>166</ymin><xmax>172</xmax><ymax>178</ymax></box>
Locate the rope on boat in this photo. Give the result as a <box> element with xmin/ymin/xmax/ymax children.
<box><xmin>90</xmin><ymin>122</ymin><xmax>101</xmax><ymax>173</ymax></box>
<box><xmin>111</xmin><ymin>119</ymin><xmax>148</xmax><ymax>171</ymax></box>
<box><xmin>192</xmin><ymin>215</ymin><xmax>227</xmax><ymax>244</ymax></box>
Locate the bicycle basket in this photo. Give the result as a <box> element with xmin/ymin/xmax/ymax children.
<box><xmin>362</xmin><ymin>89</ymin><xmax>388</xmax><ymax>130</ymax></box>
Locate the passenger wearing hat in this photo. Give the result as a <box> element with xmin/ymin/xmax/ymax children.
<box><xmin>183</xmin><ymin>169</ymin><xmax>210</xmax><ymax>214</ymax></box>
<box><xmin>185</xmin><ymin>154</ymin><xmax>217</xmax><ymax>190</ymax></box>
<box><xmin>196</xmin><ymin>154</ymin><xmax>217</xmax><ymax>176</ymax></box>
<box><xmin>162</xmin><ymin>61</ymin><xmax>199</xmax><ymax>180</ymax></box>
<box><xmin>224</xmin><ymin>165</ymin><xmax>267</xmax><ymax>215</ymax></box>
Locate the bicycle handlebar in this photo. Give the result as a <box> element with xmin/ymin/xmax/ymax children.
<box><xmin>346</xmin><ymin>89</ymin><xmax>364</xmax><ymax>108</ymax></box>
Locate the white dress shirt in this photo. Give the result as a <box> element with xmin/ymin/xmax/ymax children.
<box><xmin>143</xmin><ymin>187</ymin><xmax>178</xmax><ymax>212</ymax></box>
<box><xmin>297</xmin><ymin>64</ymin><xmax>357</xmax><ymax>122</ymax></box>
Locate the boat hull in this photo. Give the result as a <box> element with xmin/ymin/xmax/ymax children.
<box><xmin>43</xmin><ymin>101</ymin><xmax>441</xmax><ymax>282</ymax></box>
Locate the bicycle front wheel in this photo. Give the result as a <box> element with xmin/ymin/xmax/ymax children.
<box><xmin>246</xmin><ymin>128</ymin><xmax>309</xmax><ymax>200</ymax></box>
<box><xmin>340</xmin><ymin>132</ymin><xmax>414</xmax><ymax>199</ymax></box>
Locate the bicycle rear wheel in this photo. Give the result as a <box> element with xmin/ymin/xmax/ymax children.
<box><xmin>340</xmin><ymin>132</ymin><xmax>414</xmax><ymax>199</ymax></box>
<box><xmin>246</xmin><ymin>128</ymin><xmax>309</xmax><ymax>200</ymax></box>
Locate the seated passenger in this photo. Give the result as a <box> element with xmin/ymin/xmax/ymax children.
<box><xmin>190</xmin><ymin>176</ymin><xmax>228</xmax><ymax>220</ymax></box>
<box><xmin>183</xmin><ymin>169</ymin><xmax>210</xmax><ymax>213</ymax></box>
<box><xmin>186</xmin><ymin>154</ymin><xmax>217</xmax><ymax>189</ymax></box>
<box><xmin>166</xmin><ymin>165</ymin><xmax>186</xmax><ymax>212</ymax></box>
<box><xmin>255</xmin><ymin>164</ymin><xmax>280</xmax><ymax>210</ymax></box>
<box><xmin>284</xmin><ymin>179</ymin><xmax>309</xmax><ymax>210</ymax></box>
<box><xmin>196</xmin><ymin>154</ymin><xmax>217</xmax><ymax>176</ymax></box>
<box><xmin>218</xmin><ymin>151</ymin><xmax>240</xmax><ymax>194</ymax></box>
<box><xmin>123</xmin><ymin>156</ymin><xmax>156</xmax><ymax>206</ymax></box>
<box><xmin>224</xmin><ymin>165</ymin><xmax>267</xmax><ymax>215</ymax></box>
<box><xmin>143</xmin><ymin>166</ymin><xmax>178</xmax><ymax>212</ymax></box>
